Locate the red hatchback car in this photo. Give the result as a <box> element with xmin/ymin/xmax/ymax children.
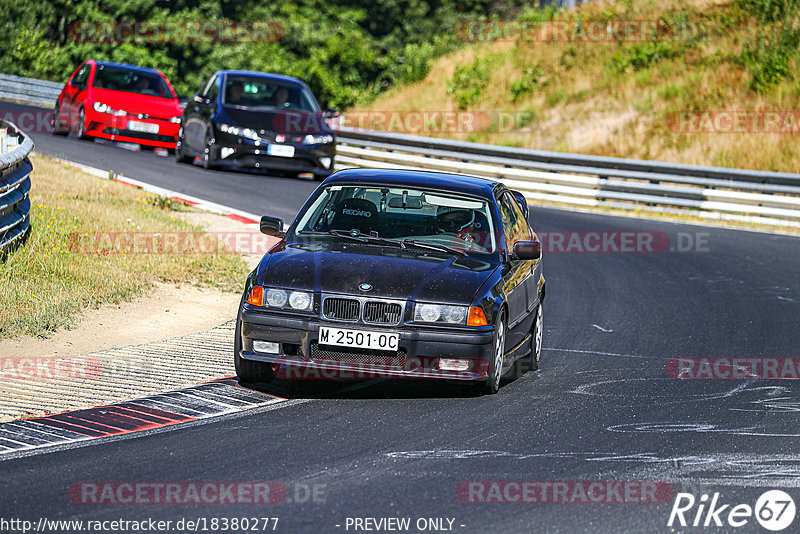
<box><xmin>53</xmin><ymin>60</ymin><xmax>183</xmax><ymax>149</ymax></box>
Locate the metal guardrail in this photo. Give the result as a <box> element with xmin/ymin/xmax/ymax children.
<box><xmin>2</xmin><ymin>72</ymin><xmax>799</xmax><ymax>226</ymax></box>
<box><xmin>0</xmin><ymin>120</ymin><xmax>34</xmax><ymax>256</ymax></box>
<box><xmin>335</xmin><ymin>128</ymin><xmax>800</xmax><ymax>226</ymax></box>
<box><xmin>0</xmin><ymin>74</ymin><xmax>61</xmax><ymax>107</ymax></box>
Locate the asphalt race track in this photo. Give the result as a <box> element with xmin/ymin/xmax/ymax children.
<box><xmin>2</xmin><ymin>101</ymin><xmax>800</xmax><ymax>533</ymax></box>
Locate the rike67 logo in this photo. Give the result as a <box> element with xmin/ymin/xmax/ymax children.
<box><xmin>668</xmin><ymin>490</ymin><xmax>796</xmax><ymax>531</ymax></box>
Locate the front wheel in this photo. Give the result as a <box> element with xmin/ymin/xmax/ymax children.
<box><xmin>52</xmin><ymin>103</ymin><xmax>68</xmax><ymax>136</ymax></box>
<box><xmin>175</xmin><ymin>130</ymin><xmax>192</xmax><ymax>163</ymax></box>
<box><xmin>76</xmin><ymin>107</ymin><xmax>90</xmax><ymax>139</ymax></box>
<box><xmin>484</xmin><ymin>314</ymin><xmax>506</xmax><ymax>394</ymax></box>
<box><xmin>234</xmin><ymin>314</ymin><xmax>275</xmax><ymax>385</ymax></box>
<box><xmin>202</xmin><ymin>128</ymin><xmax>218</xmax><ymax>169</ymax></box>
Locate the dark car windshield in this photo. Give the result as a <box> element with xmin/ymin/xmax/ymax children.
<box><xmin>223</xmin><ymin>77</ymin><xmax>319</xmax><ymax>111</ymax></box>
<box><xmin>294</xmin><ymin>185</ymin><xmax>497</xmax><ymax>254</ymax></box>
<box><xmin>92</xmin><ymin>65</ymin><xmax>174</xmax><ymax>99</ymax></box>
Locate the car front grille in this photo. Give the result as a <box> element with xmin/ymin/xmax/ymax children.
<box><xmin>322</xmin><ymin>297</ymin><xmax>360</xmax><ymax>321</ymax></box>
<box><xmin>321</xmin><ymin>296</ymin><xmax>404</xmax><ymax>325</ymax></box>
<box><xmin>363</xmin><ymin>301</ymin><xmax>402</xmax><ymax>324</ymax></box>
<box><xmin>309</xmin><ymin>343</ymin><xmax>408</xmax><ymax>369</ymax></box>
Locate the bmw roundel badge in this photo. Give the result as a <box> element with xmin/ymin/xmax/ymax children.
<box><xmin>359</xmin><ymin>283</ymin><xmax>373</xmax><ymax>291</ymax></box>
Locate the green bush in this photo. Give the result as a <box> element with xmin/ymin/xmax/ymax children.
<box><xmin>611</xmin><ymin>42</ymin><xmax>678</xmax><ymax>72</ymax></box>
<box><xmin>509</xmin><ymin>65</ymin><xmax>546</xmax><ymax>102</ymax></box>
<box><xmin>447</xmin><ymin>58</ymin><xmax>490</xmax><ymax>109</ymax></box>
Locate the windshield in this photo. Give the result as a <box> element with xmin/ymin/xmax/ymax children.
<box><xmin>223</xmin><ymin>77</ymin><xmax>319</xmax><ymax>111</ymax></box>
<box><xmin>92</xmin><ymin>66</ymin><xmax>174</xmax><ymax>99</ymax></box>
<box><xmin>294</xmin><ymin>185</ymin><xmax>497</xmax><ymax>254</ymax></box>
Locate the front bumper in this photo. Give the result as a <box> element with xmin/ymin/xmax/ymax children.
<box><xmin>213</xmin><ymin>134</ymin><xmax>335</xmax><ymax>177</ymax></box>
<box><xmin>84</xmin><ymin>110</ymin><xmax>179</xmax><ymax>148</ymax></box>
<box><xmin>238</xmin><ymin>306</ymin><xmax>495</xmax><ymax>381</ymax></box>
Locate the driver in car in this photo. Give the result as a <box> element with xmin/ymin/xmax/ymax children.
<box><xmin>437</xmin><ymin>207</ymin><xmax>477</xmax><ymax>247</ymax></box>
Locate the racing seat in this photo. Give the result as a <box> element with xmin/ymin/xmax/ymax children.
<box><xmin>329</xmin><ymin>198</ymin><xmax>379</xmax><ymax>235</ymax></box>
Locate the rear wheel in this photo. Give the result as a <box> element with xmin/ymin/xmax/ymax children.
<box><xmin>484</xmin><ymin>314</ymin><xmax>506</xmax><ymax>394</ymax></box>
<box><xmin>234</xmin><ymin>312</ymin><xmax>275</xmax><ymax>385</ymax></box>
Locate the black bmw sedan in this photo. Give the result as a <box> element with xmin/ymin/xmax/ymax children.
<box><xmin>176</xmin><ymin>70</ymin><xmax>336</xmax><ymax>179</ymax></box>
<box><xmin>235</xmin><ymin>168</ymin><xmax>545</xmax><ymax>393</ymax></box>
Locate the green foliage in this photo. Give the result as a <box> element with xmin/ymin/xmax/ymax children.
<box><xmin>447</xmin><ymin>58</ymin><xmax>490</xmax><ymax>109</ymax></box>
<box><xmin>0</xmin><ymin>0</ymin><xmax>532</xmax><ymax>109</ymax></box>
<box><xmin>611</xmin><ymin>42</ymin><xmax>679</xmax><ymax>72</ymax></box>
<box><xmin>735</xmin><ymin>0</ymin><xmax>800</xmax><ymax>22</ymax></box>
<box><xmin>741</xmin><ymin>24</ymin><xmax>800</xmax><ymax>92</ymax></box>
<box><xmin>509</xmin><ymin>65</ymin><xmax>546</xmax><ymax>102</ymax></box>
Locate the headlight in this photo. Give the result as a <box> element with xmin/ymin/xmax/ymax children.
<box><xmin>92</xmin><ymin>102</ymin><xmax>126</xmax><ymax>116</ymax></box>
<box><xmin>256</xmin><ymin>287</ymin><xmax>313</xmax><ymax>311</ymax></box>
<box><xmin>265</xmin><ymin>288</ymin><xmax>288</xmax><ymax>307</ymax></box>
<box><xmin>414</xmin><ymin>303</ymin><xmax>468</xmax><ymax>325</ymax></box>
<box><xmin>288</xmin><ymin>291</ymin><xmax>312</xmax><ymax>311</ymax></box>
<box><xmin>302</xmin><ymin>134</ymin><xmax>334</xmax><ymax>145</ymax></box>
<box><xmin>219</xmin><ymin>124</ymin><xmax>259</xmax><ymax>140</ymax></box>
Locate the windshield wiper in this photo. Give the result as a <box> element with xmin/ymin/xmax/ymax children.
<box><xmin>298</xmin><ymin>230</ymin><xmax>406</xmax><ymax>248</ymax></box>
<box><xmin>402</xmin><ymin>239</ymin><xmax>466</xmax><ymax>256</ymax></box>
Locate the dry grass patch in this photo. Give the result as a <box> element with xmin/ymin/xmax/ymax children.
<box><xmin>0</xmin><ymin>155</ymin><xmax>249</xmax><ymax>338</ymax></box>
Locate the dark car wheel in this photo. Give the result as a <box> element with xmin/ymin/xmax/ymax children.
<box><xmin>52</xmin><ymin>103</ymin><xmax>68</xmax><ymax>136</ymax></box>
<box><xmin>175</xmin><ymin>128</ymin><xmax>192</xmax><ymax>164</ymax></box>
<box><xmin>202</xmin><ymin>128</ymin><xmax>218</xmax><ymax>169</ymax></box>
<box><xmin>234</xmin><ymin>312</ymin><xmax>275</xmax><ymax>385</ymax></box>
<box><xmin>76</xmin><ymin>107</ymin><xmax>88</xmax><ymax>140</ymax></box>
<box><xmin>484</xmin><ymin>313</ymin><xmax>506</xmax><ymax>394</ymax></box>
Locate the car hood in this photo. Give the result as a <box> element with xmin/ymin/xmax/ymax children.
<box><xmin>92</xmin><ymin>89</ymin><xmax>182</xmax><ymax>118</ymax></box>
<box><xmin>257</xmin><ymin>242</ymin><xmax>498</xmax><ymax>304</ymax></box>
<box><xmin>220</xmin><ymin>107</ymin><xmax>331</xmax><ymax>135</ymax></box>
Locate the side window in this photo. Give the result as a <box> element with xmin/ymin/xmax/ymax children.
<box><xmin>203</xmin><ymin>76</ymin><xmax>219</xmax><ymax>101</ymax></box>
<box><xmin>71</xmin><ymin>64</ymin><xmax>90</xmax><ymax>89</ymax></box>
<box><xmin>498</xmin><ymin>192</ymin><xmax>530</xmax><ymax>252</ymax></box>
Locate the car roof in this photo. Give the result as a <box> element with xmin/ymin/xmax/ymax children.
<box><xmin>93</xmin><ymin>61</ymin><xmax>164</xmax><ymax>76</ymax></box>
<box><xmin>325</xmin><ymin>168</ymin><xmax>502</xmax><ymax>199</ymax></box>
<box><xmin>215</xmin><ymin>70</ymin><xmax>305</xmax><ymax>86</ymax></box>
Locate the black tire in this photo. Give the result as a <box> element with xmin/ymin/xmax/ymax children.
<box><xmin>76</xmin><ymin>107</ymin><xmax>88</xmax><ymax>140</ymax></box>
<box><xmin>234</xmin><ymin>311</ymin><xmax>275</xmax><ymax>384</ymax></box>
<box><xmin>52</xmin><ymin>103</ymin><xmax>68</xmax><ymax>136</ymax></box>
<box><xmin>175</xmin><ymin>129</ymin><xmax>192</xmax><ymax>163</ymax></box>
<box><xmin>201</xmin><ymin>127</ymin><xmax>218</xmax><ymax>169</ymax></box>
<box><xmin>484</xmin><ymin>312</ymin><xmax>506</xmax><ymax>394</ymax></box>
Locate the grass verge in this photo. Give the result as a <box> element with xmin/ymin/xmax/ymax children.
<box><xmin>0</xmin><ymin>154</ymin><xmax>248</xmax><ymax>339</ymax></box>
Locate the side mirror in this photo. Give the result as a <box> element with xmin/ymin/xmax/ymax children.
<box><xmin>260</xmin><ymin>216</ymin><xmax>285</xmax><ymax>238</ymax></box>
<box><xmin>511</xmin><ymin>190</ymin><xmax>529</xmax><ymax>220</ymax></box>
<box><xmin>512</xmin><ymin>241</ymin><xmax>541</xmax><ymax>260</ymax></box>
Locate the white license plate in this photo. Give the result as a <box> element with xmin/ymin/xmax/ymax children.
<box><xmin>318</xmin><ymin>327</ymin><xmax>399</xmax><ymax>352</ymax></box>
<box><xmin>127</xmin><ymin>120</ymin><xmax>159</xmax><ymax>134</ymax></box>
<box><xmin>267</xmin><ymin>144</ymin><xmax>295</xmax><ymax>158</ymax></box>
